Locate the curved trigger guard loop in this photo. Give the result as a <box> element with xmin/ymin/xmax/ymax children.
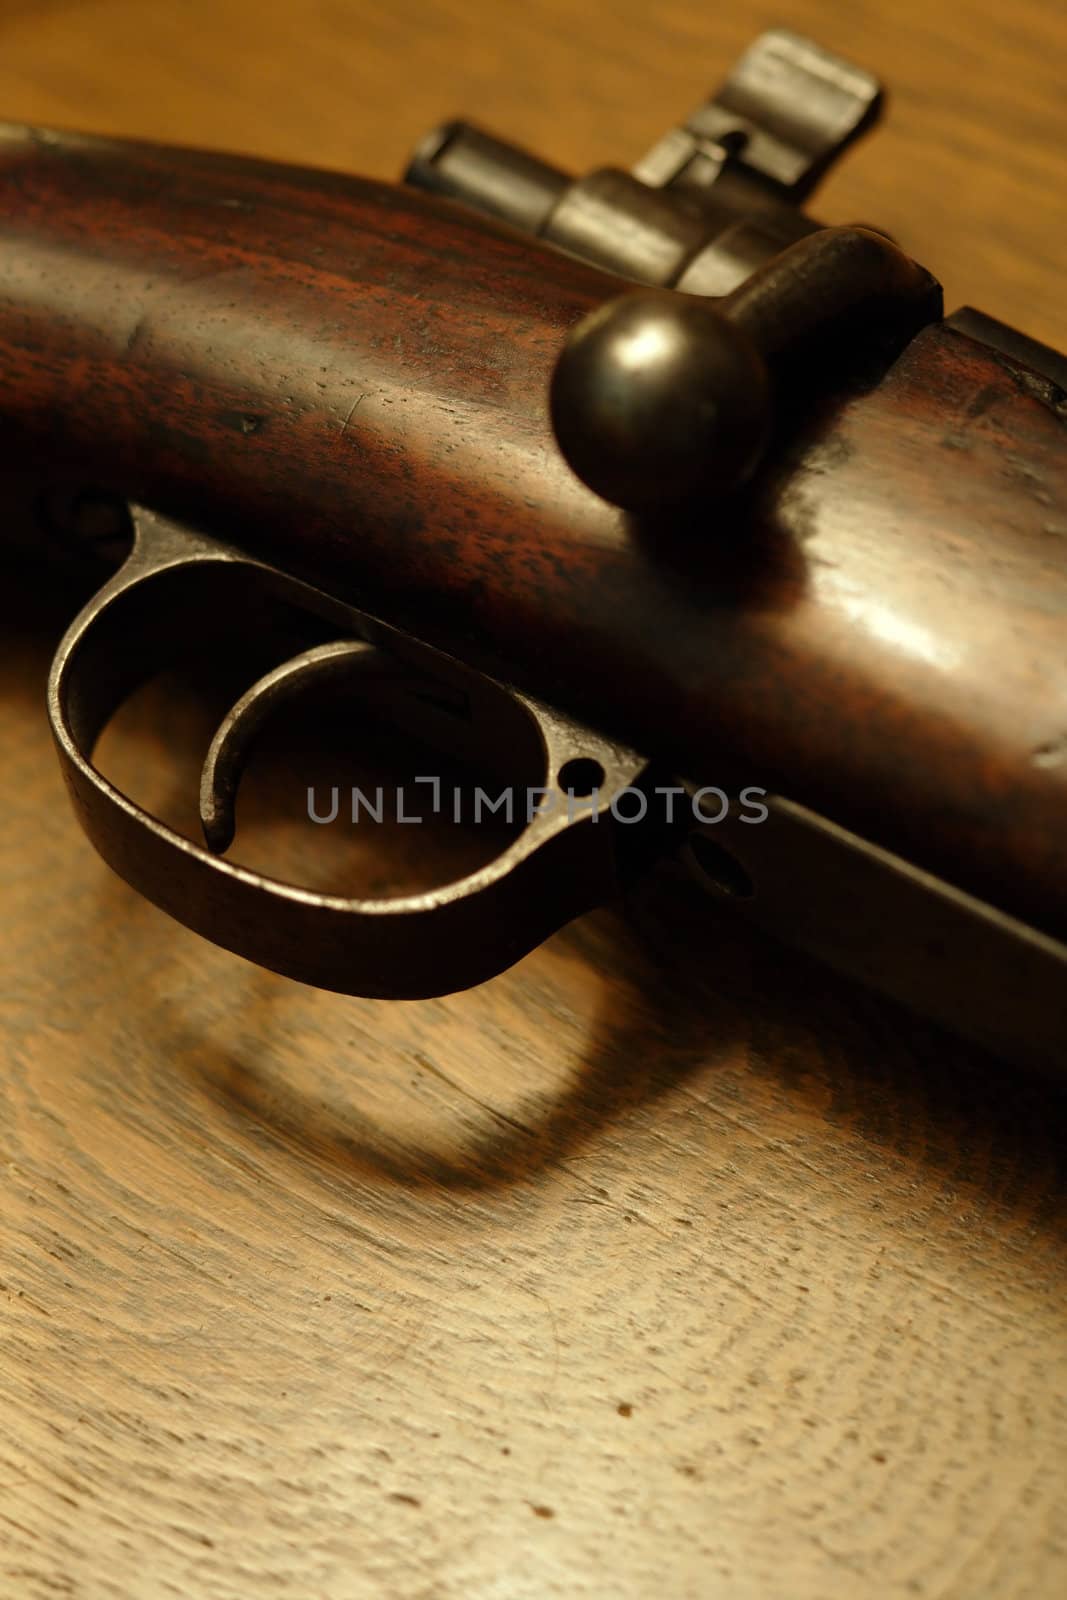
<box><xmin>48</xmin><ymin>506</ymin><xmax>653</xmax><ymax>999</ymax></box>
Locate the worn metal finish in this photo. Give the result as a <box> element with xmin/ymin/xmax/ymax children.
<box><xmin>632</xmin><ymin>29</ymin><xmax>883</xmax><ymax>199</ymax></box>
<box><xmin>549</xmin><ymin>290</ymin><xmax>773</xmax><ymax>512</ymax></box>
<box><xmin>199</xmin><ymin>639</ymin><xmax>388</xmax><ymax>854</ymax></box>
<box><xmin>49</xmin><ymin>508</ymin><xmax>651</xmax><ymax>999</ymax></box>
<box><xmin>406</xmin><ymin>30</ymin><xmax>880</xmax><ymax>294</ymax></box>
<box><xmin>550</xmin><ymin>226</ymin><xmax>940</xmax><ymax>510</ymax></box>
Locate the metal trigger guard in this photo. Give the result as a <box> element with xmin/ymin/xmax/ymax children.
<box><xmin>48</xmin><ymin>507</ymin><xmax>652</xmax><ymax>998</ymax></box>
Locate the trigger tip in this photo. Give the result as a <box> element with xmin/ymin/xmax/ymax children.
<box><xmin>200</xmin><ymin>798</ymin><xmax>235</xmax><ymax>856</ymax></box>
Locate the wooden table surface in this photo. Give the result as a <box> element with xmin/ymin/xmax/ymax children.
<box><xmin>1</xmin><ymin>2</ymin><xmax>1065</xmax><ymax>1597</ymax></box>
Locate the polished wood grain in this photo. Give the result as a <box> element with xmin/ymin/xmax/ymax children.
<box><xmin>3</xmin><ymin>130</ymin><xmax>1067</xmax><ymax>945</ymax></box>
<box><xmin>1</xmin><ymin>4</ymin><xmax>1065</xmax><ymax>1599</ymax></box>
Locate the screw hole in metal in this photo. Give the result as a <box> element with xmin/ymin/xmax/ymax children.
<box><xmin>558</xmin><ymin>756</ymin><xmax>607</xmax><ymax>796</ymax></box>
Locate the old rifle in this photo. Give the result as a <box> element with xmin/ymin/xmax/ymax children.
<box><xmin>1</xmin><ymin>32</ymin><xmax>1064</xmax><ymax>1072</ymax></box>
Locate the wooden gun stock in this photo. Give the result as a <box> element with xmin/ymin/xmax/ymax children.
<box><xmin>1</xmin><ymin>119</ymin><xmax>1066</xmax><ymax>1038</ymax></box>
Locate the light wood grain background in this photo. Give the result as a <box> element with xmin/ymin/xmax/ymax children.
<box><xmin>1</xmin><ymin>3</ymin><xmax>1065</xmax><ymax>1598</ymax></box>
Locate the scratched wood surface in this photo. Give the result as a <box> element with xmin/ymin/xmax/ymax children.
<box><xmin>1</xmin><ymin>3</ymin><xmax>1065</xmax><ymax>1599</ymax></box>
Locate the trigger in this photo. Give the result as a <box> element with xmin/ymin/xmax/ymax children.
<box><xmin>200</xmin><ymin>639</ymin><xmax>381</xmax><ymax>854</ymax></box>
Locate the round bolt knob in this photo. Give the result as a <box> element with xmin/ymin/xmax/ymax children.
<box><xmin>550</xmin><ymin>290</ymin><xmax>771</xmax><ymax>514</ymax></box>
